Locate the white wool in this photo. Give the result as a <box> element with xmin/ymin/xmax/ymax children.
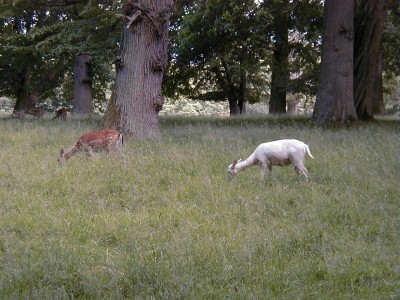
<box><xmin>227</xmin><ymin>139</ymin><xmax>314</xmax><ymax>180</ymax></box>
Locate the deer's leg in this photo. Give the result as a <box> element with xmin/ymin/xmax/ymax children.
<box><xmin>83</xmin><ymin>146</ymin><xmax>93</xmax><ymax>158</ymax></box>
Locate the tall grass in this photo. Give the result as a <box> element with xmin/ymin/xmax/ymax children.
<box><xmin>0</xmin><ymin>116</ymin><xmax>399</xmax><ymax>299</ymax></box>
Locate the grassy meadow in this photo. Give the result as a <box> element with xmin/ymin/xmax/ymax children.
<box><xmin>0</xmin><ymin>115</ymin><xmax>399</xmax><ymax>299</ymax></box>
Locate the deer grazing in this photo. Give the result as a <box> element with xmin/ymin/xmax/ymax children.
<box><xmin>58</xmin><ymin>129</ymin><xmax>125</xmax><ymax>163</ymax></box>
<box><xmin>53</xmin><ymin>107</ymin><xmax>68</xmax><ymax>120</ymax></box>
<box><xmin>25</xmin><ymin>107</ymin><xmax>44</xmax><ymax>118</ymax></box>
<box><xmin>11</xmin><ymin>107</ymin><xmax>44</xmax><ymax>119</ymax></box>
<box><xmin>227</xmin><ymin>139</ymin><xmax>315</xmax><ymax>181</ymax></box>
<box><xmin>10</xmin><ymin>110</ymin><xmax>26</xmax><ymax>119</ymax></box>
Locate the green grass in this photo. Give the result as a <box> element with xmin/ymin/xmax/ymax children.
<box><xmin>0</xmin><ymin>116</ymin><xmax>399</xmax><ymax>299</ymax></box>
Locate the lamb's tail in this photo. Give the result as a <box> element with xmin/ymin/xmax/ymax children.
<box><xmin>305</xmin><ymin>144</ymin><xmax>315</xmax><ymax>159</ymax></box>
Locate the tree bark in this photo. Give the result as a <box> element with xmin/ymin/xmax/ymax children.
<box><xmin>72</xmin><ymin>54</ymin><xmax>93</xmax><ymax>115</ymax></box>
<box><xmin>12</xmin><ymin>62</ymin><xmax>65</xmax><ymax>113</ymax></box>
<box><xmin>238</xmin><ymin>66</ymin><xmax>247</xmax><ymax>115</ymax></box>
<box><xmin>312</xmin><ymin>0</ymin><xmax>357</xmax><ymax>126</ymax></box>
<box><xmin>269</xmin><ymin>0</ymin><xmax>289</xmax><ymax>115</ymax></box>
<box><xmin>354</xmin><ymin>0</ymin><xmax>388</xmax><ymax>120</ymax></box>
<box><xmin>104</xmin><ymin>0</ymin><xmax>174</xmax><ymax>139</ymax></box>
<box><xmin>13</xmin><ymin>65</ymin><xmax>32</xmax><ymax>112</ymax></box>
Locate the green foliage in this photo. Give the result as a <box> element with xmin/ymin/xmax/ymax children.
<box><xmin>0</xmin><ymin>117</ymin><xmax>399</xmax><ymax>298</ymax></box>
<box><xmin>167</xmin><ymin>0</ymin><xmax>400</xmax><ymax>112</ymax></box>
<box><xmin>161</xmin><ymin>98</ymin><xmax>229</xmax><ymax>116</ymax></box>
<box><xmin>286</xmin><ymin>0</ymin><xmax>324</xmax><ymax>96</ymax></box>
<box><xmin>383</xmin><ymin>2</ymin><xmax>400</xmax><ymax>79</ymax></box>
<box><xmin>166</xmin><ymin>0</ymin><xmax>270</xmax><ymax>103</ymax></box>
<box><xmin>0</xmin><ymin>1</ymin><xmax>120</xmax><ymax>104</ymax></box>
<box><xmin>165</xmin><ymin>0</ymin><xmax>324</xmax><ymax>104</ymax></box>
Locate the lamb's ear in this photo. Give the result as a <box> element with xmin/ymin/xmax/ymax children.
<box><xmin>232</xmin><ymin>159</ymin><xmax>238</xmax><ymax>167</ymax></box>
<box><xmin>60</xmin><ymin>149</ymin><xmax>64</xmax><ymax>155</ymax></box>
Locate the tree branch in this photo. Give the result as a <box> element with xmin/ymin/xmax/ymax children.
<box><xmin>116</xmin><ymin>10</ymin><xmax>142</xmax><ymax>28</ymax></box>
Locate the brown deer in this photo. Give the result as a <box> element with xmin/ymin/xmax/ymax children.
<box><xmin>11</xmin><ymin>107</ymin><xmax>44</xmax><ymax>119</ymax></box>
<box><xmin>53</xmin><ymin>107</ymin><xmax>68</xmax><ymax>120</ymax></box>
<box><xmin>10</xmin><ymin>110</ymin><xmax>26</xmax><ymax>119</ymax></box>
<box><xmin>25</xmin><ymin>107</ymin><xmax>44</xmax><ymax>118</ymax></box>
<box><xmin>58</xmin><ymin>129</ymin><xmax>125</xmax><ymax>163</ymax></box>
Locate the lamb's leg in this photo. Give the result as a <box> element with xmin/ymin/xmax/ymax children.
<box><xmin>259</xmin><ymin>162</ymin><xmax>271</xmax><ymax>181</ymax></box>
<box><xmin>259</xmin><ymin>163</ymin><xmax>267</xmax><ymax>181</ymax></box>
<box><xmin>294</xmin><ymin>164</ymin><xmax>308</xmax><ymax>178</ymax></box>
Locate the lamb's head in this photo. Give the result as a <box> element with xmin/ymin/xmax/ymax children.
<box><xmin>226</xmin><ymin>159</ymin><xmax>241</xmax><ymax>180</ymax></box>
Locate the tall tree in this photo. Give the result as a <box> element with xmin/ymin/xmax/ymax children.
<box><xmin>104</xmin><ymin>0</ymin><xmax>174</xmax><ymax>139</ymax></box>
<box><xmin>165</xmin><ymin>0</ymin><xmax>267</xmax><ymax>116</ymax></box>
<box><xmin>312</xmin><ymin>0</ymin><xmax>357</xmax><ymax>126</ymax></box>
<box><xmin>282</xmin><ymin>0</ymin><xmax>324</xmax><ymax>112</ymax></box>
<box><xmin>354</xmin><ymin>0</ymin><xmax>391</xmax><ymax>120</ymax></box>
<box><xmin>166</xmin><ymin>0</ymin><xmax>324</xmax><ymax>116</ymax></box>
<box><xmin>72</xmin><ymin>54</ymin><xmax>93</xmax><ymax>115</ymax></box>
<box><xmin>0</xmin><ymin>6</ymin><xmax>66</xmax><ymax>112</ymax></box>
<box><xmin>0</xmin><ymin>1</ymin><xmax>120</xmax><ymax>113</ymax></box>
<box><xmin>263</xmin><ymin>0</ymin><xmax>290</xmax><ymax>114</ymax></box>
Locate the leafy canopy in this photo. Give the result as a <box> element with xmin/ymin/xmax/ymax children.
<box><xmin>0</xmin><ymin>0</ymin><xmax>121</xmax><ymax>104</ymax></box>
<box><xmin>165</xmin><ymin>0</ymin><xmax>324</xmax><ymax>104</ymax></box>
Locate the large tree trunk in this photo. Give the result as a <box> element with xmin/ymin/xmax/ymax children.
<box><xmin>354</xmin><ymin>0</ymin><xmax>388</xmax><ymax>120</ymax></box>
<box><xmin>227</xmin><ymin>94</ymin><xmax>240</xmax><ymax>116</ymax></box>
<box><xmin>238</xmin><ymin>66</ymin><xmax>247</xmax><ymax>115</ymax></box>
<box><xmin>312</xmin><ymin>0</ymin><xmax>357</xmax><ymax>126</ymax></box>
<box><xmin>13</xmin><ymin>62</ymin><xmax>66</xmax><ymax>114</ymax></box>
<box><xmin>13</xmin><ymin>65</ymin><xmax>31</xmax><ymax>112</ymax></box>
<box><xmin>72</xmin><ymin>54</ymin><xmax>93</xmax><ymax>115</ymax></box>
<box><xmin>269</xmin><ymin>0</ymin><xmax>289</xmax><ymax>115</ymax></box>
<box><xmin>104</xmin><ymin>0</ymin><xmax>174</xmax><ymax>139</ymax></box>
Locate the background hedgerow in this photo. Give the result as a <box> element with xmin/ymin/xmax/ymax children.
<box><xmin>0</xmin><ymin>116</ymin><xmax>399</xmax><ymax>299</ymax></box>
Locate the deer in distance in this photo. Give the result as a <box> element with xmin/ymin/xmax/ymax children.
<box><xmin>11</xmin><ymin>107</ymin><xmax>44</xmax><ymax>119</ymax></box>
<box><xmin>53</xmin><ymin>107</ymin><xmax>68</xmax><ymax>120</ymax></box>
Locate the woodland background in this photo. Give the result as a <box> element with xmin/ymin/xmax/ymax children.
<box><xmin>0</xmin><ymin>1</ymin><xmax>399</xmax><ymax>298</ymax></box>
<box><xmin>0</xmin><ymin>0</ymin><xmax>399</xmax><ymax>121</ymax></box>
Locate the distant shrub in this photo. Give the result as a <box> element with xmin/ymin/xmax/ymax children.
<box><xmin>161</xmin><ymin>99</ymin><xmax>274</xmax><ymax>116</ymax></box>
<box><xmin>161</xmin><ymin>99</ymin><xmax>229</xmax><ymax>116</ymax></box>
<box><xmin>0</xmin><ymin>97</ymin><xmax>13</xmax><ymax>113</ymax></box>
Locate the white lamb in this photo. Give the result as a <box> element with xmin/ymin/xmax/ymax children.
<box><xmin>227</xmin><ymin>139</ymin><xmax>315</xmax><ymax>180</ymax></box>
